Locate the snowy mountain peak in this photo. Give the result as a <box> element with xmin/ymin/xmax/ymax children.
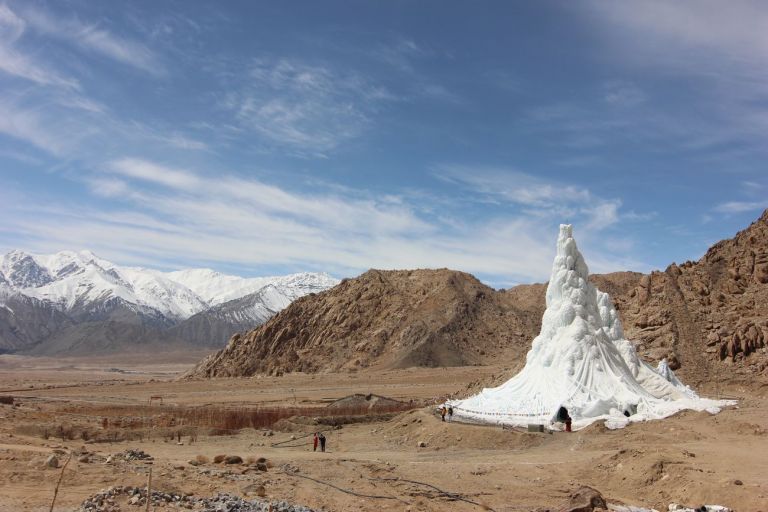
<box><xmin>0</xmin><ymin>249</ymin><xmax>340</xmax><ymax>321</ymax></box>
<box><xmin>0</xmin><ymin>250</ymin><xmax>54</xmax><ymax>288</ymax></box>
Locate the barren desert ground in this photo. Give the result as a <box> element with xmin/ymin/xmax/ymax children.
<box><xmin>0</xmin><ymin>354</ymin><xmax>765</xmax><ymax>512</ymax></box>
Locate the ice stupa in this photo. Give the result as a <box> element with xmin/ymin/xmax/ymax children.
<box><xmin>449</xmin><ymin>224</ymin><xmax>731</xmax><ymax>430</ymax></box>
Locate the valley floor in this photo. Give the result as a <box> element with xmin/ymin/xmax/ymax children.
<box><xmin>0</xmin><ymin>357</ymin><xmax>765</xmax><ymax>511</ymax></box>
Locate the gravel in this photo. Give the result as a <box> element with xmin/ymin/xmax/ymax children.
<box><xmin>75</xmin><ymin>487</ymin><xmax>316</xmax><ymax>512</ymax></box>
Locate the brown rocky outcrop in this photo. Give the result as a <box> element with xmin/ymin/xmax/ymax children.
<box><xmin>602</xmin><ymin>209</ymin><xmax>768</xmax><ymax>386</ymax></box>
<box><xmin>188</xmin><ymin>210</ymin><xmax>768</xmax><ymax>385</ymax></box>
<box><xmin>188</xmin><ymin>269</ymin><xmax>542</xmax><ymax>377</ymax></box>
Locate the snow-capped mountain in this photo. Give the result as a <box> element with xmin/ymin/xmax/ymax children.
<box><xmin>0</xmin><ymin>249</ymin><xmax>339</xmax><ymax>354</ymax></box>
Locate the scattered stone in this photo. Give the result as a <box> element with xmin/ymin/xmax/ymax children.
<box><xmin>417</xmin><ymin>441</ymin><xmax>427</xmax><ymax>448</ymax></box>
<box><xmin>225</xmin><ymin>455</ymin><xmax>243</xmax><ymax>465</ymax></box>
<box><xmin>44</xmin><ymin>455</ymin><xmax>59</xmax><ymax>468</ymax></box>
<box><xmin>109</xmin><ymin>449</ymin><xmax>153</xmax><ymax>463</ymax></box>
<box><xmin>78</xmin><ymin>455</ymin><xmax>90</xmax><ymax>463</ymax></box>
<box><xmin>75</xmin><ymin>488</ymin><xmax>316</xmax><ymax>512</ymax></box>
<box><xmin>733</xmin><ymin>479</ymin><xmax>743</xmax><ymax>485</ymax></box>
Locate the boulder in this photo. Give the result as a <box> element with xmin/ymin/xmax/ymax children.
<box><xmin>560</xmin><ymin>485</ymin><xmax>607</xmax><ymax>512</ymax></box>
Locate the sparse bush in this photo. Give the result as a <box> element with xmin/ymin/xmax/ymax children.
<box><xmin>246</xmin><ymin>455</ymin><xmax>256</xmax><ymax>464</ymax></box>
<box><xmin>213</xmin><ymin>454</ymin><xmax>226</xmax><ymax>464</ymax></box>
<box><xmin>195</xmin><ymin>454</ymin><xmax>209</xmax><ymax>464</ymax></box>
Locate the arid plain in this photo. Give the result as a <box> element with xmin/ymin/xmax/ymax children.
<box><xmin>0</xmin><ymin>354</ymin><xmax>765</xmax><ymax>512</ymax></box>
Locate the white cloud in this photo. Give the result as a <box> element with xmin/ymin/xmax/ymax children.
<box><xmin>714</xmin><ymin>200</ymin><xmax>768</xmax><ymax>214</ymax></box>
<box><xmin>1</xmin><ymin>157</ymin><xmax>652</xmax><ymax>284</ymax></box>
<box><xmin>583</xmin><ymin>0</ymin><xmax>768</xmax><ymax>152</ymax></box>
<box><xmin>0</xmin><ymin>4</ymin><xmax>80</xmax><ymax>89</ymax></box>
<box><xmin>108</xmin><ymin>158</ymin><xmax>202</xmax><ymax>190</ymax></box>
<box><xmin>435</xmin><ymin>165</ymin><xmax>593</xmax><ymax>208</ymax></box>
<box><xmin>0</xmin><ymin>4</ymin><xmax>24</xmax><ymax>42</ymax></box>
<box><xmin>0</xmin><ymin>100</ymin><xmax>71</xmax><ymax>155</ymax></box>
<box><xmin>222</xmin><ymin>58</ymin><xmax>394</xmax><ymax>156</ymax></box>
<box><xmin>603</xmin><ymin>81</ymin><xmax>646</xmax><ymax>107</ymax></box>
<box><xmin>19</xmin><ymin>4</ymin><xmax>162</xmax><ymax>74</ymax></box>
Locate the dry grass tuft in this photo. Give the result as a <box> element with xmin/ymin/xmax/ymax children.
<box><xmin>195</xmin><ymin>454</ymin><xmax>209</xmax><ymax>464</ymax></box>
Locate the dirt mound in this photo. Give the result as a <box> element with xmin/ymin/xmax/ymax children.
<box><xmin>187</xmin><ymin>269</ymin><xmax>540</xmax><ymax>377</ymax></box>
<box><xmin>188</xmin><ymin>210</ymin><xmax>768</xmax><ymax>388</ymax></box>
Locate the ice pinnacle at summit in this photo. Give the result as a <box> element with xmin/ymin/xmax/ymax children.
<box><xmin>449</xmin><ymin>224</ymin><xmax>732</xmax><ymax>430</ymax></box>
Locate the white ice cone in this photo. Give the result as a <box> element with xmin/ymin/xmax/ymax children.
<box><xmin>449</xmin><ymin>224</ymin><xmax>732</xmax><ymax>430</ymax></box>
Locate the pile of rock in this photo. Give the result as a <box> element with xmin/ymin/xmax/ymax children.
<box><xmin>197</xmin><ymin>493</ymin><xmax>316</xmax><ymax>512</ymax></box>
<box><xmin>77</xmin><ymin>486</ymin><xmax>194</xmax><ymax>511</ymax></box>
<box><xmin>112</xmin><ymin>449</ymin><xmax>153</xmax><ymax>462</ymax></box>
<box><xmin>76</xmin><ymin>488</ymin><xmax>315</xmax><ymax>512</ymax></box>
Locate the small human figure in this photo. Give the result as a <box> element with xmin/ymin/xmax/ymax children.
<box><xmin>440</xmin><ymin>406</ymin><xmax>446</xmax><ymax>422</ymax></box>
<box><xmin>448</xmin><ymin>406</ymin><xmax>454</xmax><ymax>422</ymax></box>
<box><xmin>313</xmin><ymin>432</ymin><xmax>318</xmax><ymax>452</ymax></box>
<box><xmin>318</xmin><ymin>432</ymin><xmax>326</xmax><ymax>452</ymax></box>
<box><xmin>556</xmin><ymin>406</ymin><xmax>572</xmax><ymax>432</ymax></box>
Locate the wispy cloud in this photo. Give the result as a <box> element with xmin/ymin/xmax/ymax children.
<box><xmin>0</xmin><ymin>99</ymin><xmax>77</xmax><ymax>155</ymax></box>
<box><xmin>0</xmin><ymin>4</ymin><xmax>79</xmax><ymax>88</ymax></box>
<box><xmin>714</xmin><ymin>200</ymin><xmax>768</xmax><ymax>214</ymax></box>
<box><xmin>433</xmin><ymin>165</ymin><xmax>648</xmax><ymax>238</ymax></box>
<box><xmin>603</xmin><ymin>81</ymin><xmax>646</xmax><ymax>107</ymax></box>
<box><xmin>435</xmin><ymin>165</ymin><xmax>592</xmax><ymax>208</ymax></box>
<box><xmin>582</xmin><ymin>1</ymin><xmax>768</xmax><ymax>153</ymax></box>
<box><xmin>18</xmin><ymin>4</ymin><xmax>162</xmax><ymax>74</ymax></box>
<box><xmin>221</xmin><ymin>58</ymin><xmax>396</xmax><ymax>156</ymax></box>
<box><xmin>713</xmin><ymin>179</ymin><xmax>768</xmax><ymax>214</ymax></box>
<box><xmin>1</xmin><ymin>157</ymin><xmax>651</xmax><ymax>284</ymax></box>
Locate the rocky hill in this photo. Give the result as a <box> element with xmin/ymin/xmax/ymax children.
<box><xmin>606</xmin><ymin>209</ymin><xmax>768</xmax><ymax>386</ymax></box>
<box><xmin>188</xmin><ymin>210</ymin><xmax>768</xmax><ymax>385</ymax></box>
<box><xmin>188</xmin><ymin>269</ymin><xmax>542</xmax><ymax>377</ymax></box>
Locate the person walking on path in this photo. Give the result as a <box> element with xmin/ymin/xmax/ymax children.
<box><xmin>318</xmin><ymin>432</ymin><xmax>326</xmax><ymax>452</ymax></box>
<box><xmin>313</xmin><ymin>432</ymin><xmax>318</xmax><ymax>452</ymax></box>
<box><xmin>448</xmin><ymin>406</ymin><xmax>454</xmax><ymax>422</ymax></box>
<box><xmin>440</xmin><ymin>406</ymin><xmax>446</xmax><ymax>422</ymax></box>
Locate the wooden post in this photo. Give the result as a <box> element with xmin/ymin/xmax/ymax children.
<box><xmin>145</xmin><ymin>466</ymin><xmax>152</xmax><ymax>512</ymax></box>
<box><xmin>49</xmin><ymin>455</ymin><xmax>71</xmax><ymax>512</ymax></box>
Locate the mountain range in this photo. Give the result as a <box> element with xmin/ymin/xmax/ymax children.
<box><xmin>189</xmin><ymin>210</ymin><xmax>768</xmax><ymax>389</ymax></box>
<box><xmin>0</xmin><ymin>250</ymin><xmax>338</xmax><ymax>355</ymax></box>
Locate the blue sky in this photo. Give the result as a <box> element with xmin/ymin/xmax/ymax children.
<box><xmin>1</xmin><ymin>1</ymin><xmax>766</xmax><ymax>287</ymax></box>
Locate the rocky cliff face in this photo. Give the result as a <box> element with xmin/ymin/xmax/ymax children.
<box><xmin>188</xmin><ymin>211</ymin><xmax>768</xmax><ymax>385</ymax></box>
<box><xmin>606</xmin><ymin>209</ymin><xmax>768</xmax><ymax>386</ymax></box>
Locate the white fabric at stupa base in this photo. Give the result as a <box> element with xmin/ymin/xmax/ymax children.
<box><xmin>449</xmin><ymin>224</ymin><xmax>733</xmax><ymax>430</ymax></box>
